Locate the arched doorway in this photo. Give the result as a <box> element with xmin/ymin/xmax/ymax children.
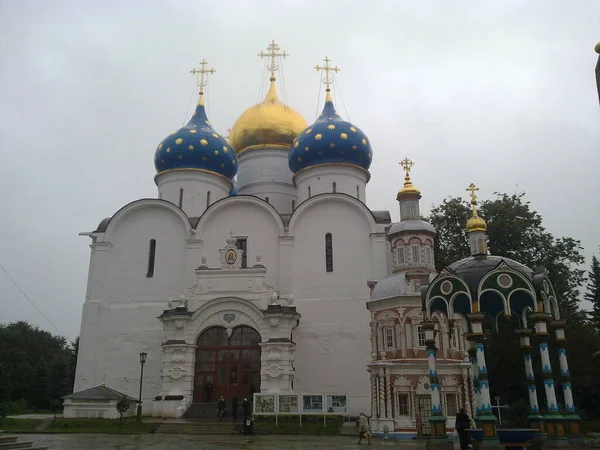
<box><xmin>193</xmin><ymin>326</ymin><xmax>261</xmax><ymax>403</ymax></box>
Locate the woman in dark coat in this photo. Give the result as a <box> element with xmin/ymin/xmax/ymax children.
<box><xmin>455</xmin><ymin>407</ymin><xmax>471</xmax><ymax>450</ymax></box>
<box><xmin>217</xmin><ymin>396</ymin><xmax>226</xmax><ymax>422</ymax></box>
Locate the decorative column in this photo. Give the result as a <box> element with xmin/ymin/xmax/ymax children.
<box><xmin>385</xmin><ymin>369</ymin><xmax>392</xmax><ymax>419</ymax></box>
<box><xmin>461</xmin><ymin>366</ymin><xmax>472</xmax><ymax>418</ymax></box>
<box><xmin>422</xmin><ymin>320</ymin><xmax>447</xmax><ymax>441</ymax></box>
<box><xmin>552</xmin><ymin>320</ymin><xmax>583</xmax><ymax>444</ymax></box>
<box><xmin>466</xmin><ymin>313</ymin><xmax>498</xmax><ymax>444</ymax></box>
<box><xmin>515</xmin><ymin>329</ymin><xmax>544</xmax><ymax>434</ymax></box>
<box><xmin>370</xmin><ymin>371</ymin><xmax>377</xmax><ymax>419</ymax></box>
<box><xmin>378</xmin><ymin>371</ymin><xmax>385</xmax><ymax>418</ymax></box>
<box><xmin>530</xmin><ymin>312</ymin><xmax>567</xmax><ymax>446</ymax></box>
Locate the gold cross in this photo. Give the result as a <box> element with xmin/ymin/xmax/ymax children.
<box><xmin>399</xmin><ymin>157</ymin><xmax>414</xmax><ymax>176</ymax></box>
<box><xmin>466</xmin><ymin>183</ymin><xmax>479</xmax><ymax>204</ymax></box>
<box><xmin>315</xmin><ymin>56</ymin><xmax>340</xmax><ymax>91</ymax></box>
<box><xmin>190</xmin><ymin>59</ymin><xmax>216</xmax><ymax>93</ymax></box>
<box><xmin>258</xmin><ymin>40</ymin><xmax>288</xmax><ymax>78</ymax></box>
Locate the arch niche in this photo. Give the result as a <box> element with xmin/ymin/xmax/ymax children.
<box><xmin>193</xmin><ymin>325</ymin><xmax>261</xmax><ymax>403</ymax></box>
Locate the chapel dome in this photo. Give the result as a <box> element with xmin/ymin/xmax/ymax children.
<box><xmin>289</xmin><ymin>91</ymin><xmax>372</xmax><ymax>174</ymax></box>
<box><xmin>229</xmin><ymin>77</ymin><xmax>307</xmax><ymax>155</ymax></box>
<box><xmin>154</xmin><ymin>98</ymin><xmax>237</xmax><ymax>180</ymax></box>
<box><xmin>447</xmin><ymin>255</ymin><xmax>534</xmax><ymax>293</ymax></box>
<box><xmin>466</xmin><ymin>213</ymin><xmax>487</xmax><ymax>233</ymax></box>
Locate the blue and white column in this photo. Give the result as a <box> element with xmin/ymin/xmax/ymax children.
<box><xmin>467</xmin><ymin>313</ymin><xmax>498</xmax><ymax>442</ymax></box>
<box><xmin>468</xmin><ymin>345</ymin><xmax>482</xmax><ymax>418</ymax></box>
<box><xmin>515</xmin><ymin>329</ymin><xmax>543</xmax><ymax>432</ymax></box>
<box><xmin>552</xmin><ymin>320</ymin><xmax>582</xmax><ymax>443</ymax></box>
<box><xmin>531</xmin><ymin>313</ymin><xmax>567</xmax><ymax>444</ymax></box>
<box><xmin>422</xmin><ymin>320</ymin><xmax>447</xmax><ymax>440</ymax></box>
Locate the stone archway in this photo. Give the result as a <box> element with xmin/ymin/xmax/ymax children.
<box><xmin>193</xmin><ymin>325</ymin><xmax>261</xmax><ymax>403</ymax></box>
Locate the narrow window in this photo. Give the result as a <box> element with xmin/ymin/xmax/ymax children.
<box><xmin>413</xmin><ymin>279</ymin><xmax>421</xmax><ymax>293</ymax></box>
<box><xmin>384</xmin><ymin>327</ymin><xmax>395</xmax><ymax>350</ymax></box>
<box><xmin>308</xmin><ymin>186</ymin><xmax>312</xmax><ymax>198</ymax></box>
<box><xmin>445</xmin><ymin>394</ymin><xmax>458</xmax><ymax>417</ymax></box>
<box><xmin>417</xmin><ymin>324</ymin><xmax>426</xmax><ymax>347</ymax></box>
<box><xmin>291</xmin><ymin>200</ymin><xmax>295</xmax><ymax>211</ymax></box>
<box><xmin>206</xmin><ymin>191</ymin><xmax>211</xmax><ymax>209</ymax></box>
<box><xmin>398</xmin><ymin>394</ymin><xmax>409</xmax><ymax>416</ymax></box>
<box><xmin>356</xmin><ymin>185</ymin><xmax>359</xmax><ymax>199</ymax></box>
<box><xmin>451</xmin><ymin>328</ymin><xmax>459</xmax><ymax>349</ymax></box>
<box><xmin>146</xmin><ymin>239</ymin><xmax>156</xmax><ymax>278</ymax></box>
<box><xmin>425</xmin><ymin>246</ymin><xmax>432</xmax><ymax>265</ymax></box>
<box><xmin>397</xmin><ymin>247</ymin><xmax>405</xmax><ymax>265</ymax></box>
<box><xmin>325</xmin><ymin>233</ymin><xmax>333</xmax><ymax>272</ymax></box>
<box><xmin>412</xmin><ymin>245</ymin><xmax>420</xmax><ymax>264</ymax></box>
<box><xmin>235</xmin><ymin>238</ymin><xmax>247</xmax><ymax>268</ymax></box>
<box><xmin>178</xmin><ymin>188</ymin><xmax>183</xmax><ymax>208</ymax></box>
<box><xmin>333</xmin><ymin>182</ymin><xmax>337</xmax><ymax>193</ymax></box>
<box><xmin>265</xmin><ymin>196</ymin><xmax>269</xmax><ymax>204</ymax></box>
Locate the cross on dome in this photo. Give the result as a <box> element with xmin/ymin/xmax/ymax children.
<box><xmin>315</xmin><ymin>56</ymin><xmax>340</xmax><ymax>92</ymax></box>
<box><xmin>466</xmin><ymin>182</ymin><xmax>480</xmax><ymax>205</ymax></box>
<box><xmin>190</xmin><ymin>59</ymin><xmax>216</xmax><ymax>94</ymax></box>
<box><xmin>258</xmin><ymin>40</ymin><xmax>288</xmax><ymax>79</ymax></box>
<box><xmin>399</xmin><ymin>157</ymin><xmax>414</xmax><ymax>176</ymax></box>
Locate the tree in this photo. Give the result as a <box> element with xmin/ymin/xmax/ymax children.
<box><xmin>429</xmin><ymin>192</ymin><xmax>586</xmax><ymax>321</ymax></box>
<box><xmin>30</xmin><ymin>361</ymin><xmax>50</xmax><ymax>410</ymax></box>
<box><xmin>116</xmin><ymin>396</ymin><xmax>130</xmax><ymax>424</ymax></box>
<box><xmin>585</xmin><ymin>254</ymin><xmax>600</xmax><ymax>330</ymax></box>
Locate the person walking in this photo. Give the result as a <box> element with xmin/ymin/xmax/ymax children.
<box><xmin>232</xmin><ymin>395</ymin><xmax>239</xmax><ymax>422</ymax></box>
<box><xmin>242</xmin><ymin>397</ymin><xmax>251</xmax><ymax>419</ymax></box>
<box><xmin>455</xmin><ymin>407</ymin><xmax>471</xmax><ymax>450</ymax></box>
<box><xmin>357</xmin><ymin>412</ymin><xmax>371</xmax><ymax>445</ymax></box>
<box><xmin>217</xmin><ymin>396</ymin><xmax>226</xmax><ymax>422</ymax></box>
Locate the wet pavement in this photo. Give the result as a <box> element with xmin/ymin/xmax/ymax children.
<box><xmin>23</xmin><ymin>434</ymin><xmax>434</xmax><ymax>449</ymax></box>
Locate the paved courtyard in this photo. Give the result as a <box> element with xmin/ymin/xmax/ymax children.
<box><xmin>22</xmin><ymin>434</ymin><xmax>435</xmax><ymax>449</ymax></box>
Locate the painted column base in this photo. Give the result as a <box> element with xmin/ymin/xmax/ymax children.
<box><xmin>429</xmin><ymin>415</ymin><xmax>448</xmax><ymax>440</ymax></box>
<box><xmin>370</xmin><ymin>417</ymin><xmax>394</xmax><ymax>434</ymax></box>
<box><xmin>476</xmin><ymin>412</ymin><xmax>499</xmax><ymax>444</ymax></box>
<box><xmin>564</xmin><ymin>413</ymin><xmax>584</xmax><ymax>444</ymax></box>
<box><xmin>542</xmin><ymin>415</ymin><xmax>569</xmax><ymax>448</ymax></box>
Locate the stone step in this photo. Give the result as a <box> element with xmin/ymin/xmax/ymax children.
<box><xmin>0</xmin><ymin>437</ymin><xmax>18</xmax><ymax>444</ymax></box>
<box><xmin>0</xmin><ymin>441</ymin><xmax>33</xmax><ymax>449</ymax></box>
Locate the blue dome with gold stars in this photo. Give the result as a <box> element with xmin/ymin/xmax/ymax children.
<box><xmin>154</xmin><ymin>97</ymin><xmax>237</xmax><ymax>179</ymax></box>
<box><xmin>289</xmin><ymin>91</ymin><xmax>372</xmax><ymax>174</ymax></box>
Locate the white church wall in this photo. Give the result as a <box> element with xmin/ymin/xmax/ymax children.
<box><xmin>289</xmin><ymin>196</ymin><xmax>380</xmax><ymax>414</ymax></box>
<box><xmin>294</xmin><ymin>165</ymin><xmax>368</xmax><ymax>204</ymax></box>
<box><xmin>197</xmin><ymin>197</ymin><xmax>284</xmax><ymax>292</ymax></box>
<box><xmin>156</xmin><ymin>170</ymin><xmax>232</xmax><ymax>217</ymax></box>
<box><xmin>75</xmin><ymin>201</ymin><xmax>190</xmax><ymax>397</ymax></box>
<box><xmin>236</xmin><ymin>148</ymin><xmax>298</xmax><ymax>215</ymax></box>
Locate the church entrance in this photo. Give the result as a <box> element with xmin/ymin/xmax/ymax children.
<box><xmin>193</xmin><ymin>326</ymin><xmax>261</xmax><ymax>403</ymax></box>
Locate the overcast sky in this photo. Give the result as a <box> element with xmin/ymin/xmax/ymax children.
<box><xmin>1</xmin><ymin>0</ymin><xmax>599</xmax><ymax>341</ymax></box>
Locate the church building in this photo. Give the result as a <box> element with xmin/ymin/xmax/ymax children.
<box><xmin>73</xmin><ymin>42</ymin><xmax>392</xmax><ymax>418</ymax></box>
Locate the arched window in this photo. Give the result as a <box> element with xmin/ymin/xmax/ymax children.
<box><xmin>333</xmin><ymin>182</ymin><xmax>337</xmax><ymax>193</ymax></box>
<box><xmin>146</xmin><ymin>239</ymin><xmax>156</xmax><ymax>278</ymax></box>
<box><xmin>356</xmin><ymin>185</ymin><xmax>359</xmax><ymax>199</ymax></box>
<box><xmin>291</xmin><ymin>200</ymin><xmax>295</xmax><ymax>211</ymax></box>
<box><xmin>178</xmin><ymin>188</ymin><xmax>184</xmax><ymax>208</ymax></box>
<box><xmin>325</xmin><ymin>233</ymin><xmax>333</xmax><ymax>272</ymax></box>
<box><xmin>308</xmin><ymin>186</ymin><xmax>312</xmax><ymax>198</ymax></box>
<box><xmin>206</xmin><ymin>191</ymin><xmax>211</xmax><ymax>209</ymax></box>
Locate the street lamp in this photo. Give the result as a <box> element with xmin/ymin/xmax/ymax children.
<box><xmin>137</xmin><ymin>352</ymin><xmax>147</xmax><ymax>422</ymax></box>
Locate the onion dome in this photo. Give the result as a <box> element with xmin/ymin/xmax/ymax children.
<box><xmin>466</xmin><ymin>183</ymin><xmax>487</xmax><ymax>233</ymax></box>
<box><xmin>154</xmin><ymin>82</ymin><xmax>237</xmax><ymax>180</ymax></box>
<box><xmin>229</xmin><ymin>77</ymin><xmax>307</xmax><ymax>155</ymax></box>
<box><xmin>289</xmin><ymin>89</ymin><xmax>372</xmax><ymax>174</ymax></box>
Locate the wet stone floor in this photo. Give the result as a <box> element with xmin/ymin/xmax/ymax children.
<box><xmin>22</xmin><ymin>434</ymin><xmax>436</xmax><ymax>450</ymax></box>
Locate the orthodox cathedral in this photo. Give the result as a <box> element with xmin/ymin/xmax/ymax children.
<box><xmin>72</xmin><ymin>41</ymin><xmax>464</xmax><ymax>426</ymax></box>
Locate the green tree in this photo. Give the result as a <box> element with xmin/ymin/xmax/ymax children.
<box><xmin>584</xmin><ymin>254</ymin><xmax>600</xmax><ymax>330</ymax></box>
<box><xmin>30</xmin><ymin>361</ymin><xmax>50</xmax><ymax>410</ymax></box>
<box><xmin>0</xmin><ymin>362</ymin><xmax>11</xmax><ymax>402</ymax></box>
<box><xmin>116</xmin><ymin>396</ymin><xmax>130</xmax><ymax>424</ymax></box>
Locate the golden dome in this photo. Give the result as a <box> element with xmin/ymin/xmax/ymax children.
<box><xmin>595</xmin><ymin>42</ymin><xmax>600</xmax><ymax>54</ymax></box>
<box><xmin>229</xmin><ymin>77</ymin><xmax>307</xmax><ymax>154</ymax></box>
<box><xmin>466</xmin><ymin>213</ymin><xmax>487</xmax><ymax>233</ymax></box>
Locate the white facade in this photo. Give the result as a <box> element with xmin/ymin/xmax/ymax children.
<box><xmin>75</xmin><ymin>162</ymin><xmax>390</xmax><ymax>417</ymax></box>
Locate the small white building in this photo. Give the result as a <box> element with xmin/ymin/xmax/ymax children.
<box><xmin>62</xmin><ymin>385</ymin><xmax>137</xmax><ymax>419</ymax></box>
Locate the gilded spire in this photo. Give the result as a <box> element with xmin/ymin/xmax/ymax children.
<box><xmin>466</xmin><ymin>182</ymin><xmax>487</xmax><ymax>232</ymax></box>
<box><xmin>397</xmin><ymin>157</ymin><xmax>421</xmax><ymax>197</ymax></box>
<box><xmin>190</xmin><ymin>59</ymin><xmax>216</xmax><ymax>106</ymax></box>
<box><xmin>315</xmin><ymin>56</ymin><xmax>340</xmax><ymax>103</ymax></box>
<box><xmin>258</xmin><ymin>40</ymin><xmax>288</xmax><ymax>81</ymax></box>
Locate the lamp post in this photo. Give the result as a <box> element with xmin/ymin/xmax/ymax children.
<box><xmin>137</xmin><ymin>352</ymin><xmax>147</xmax><ymax>422</ymax></box>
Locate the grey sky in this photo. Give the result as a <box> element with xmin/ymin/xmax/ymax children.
<box><xmin>1</xmin><ymin>0</ymin><xmax>599</xmax><ymax>340</ymax></box>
